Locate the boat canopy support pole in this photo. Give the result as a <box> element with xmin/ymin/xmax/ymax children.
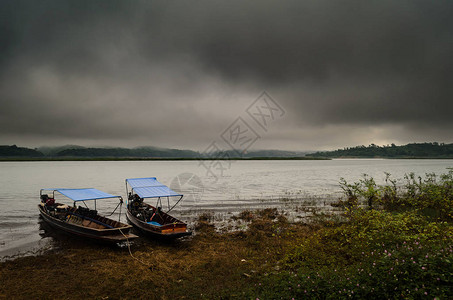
<box><xmin>118</xmin><ymin>201</ymin><xmax>122</xmax><ymax>222</ymax></box>
<box><xmin>156</xmin><ymin>197</ymin><xmax>162</xmax><ymax>209</ymax></box>
<box><xmin>125</xmin><ymin>180</ymin><xmax>129</xmax><ymax>206</ymax></box>
<box><xmin>104</xmin><ymin>197</ymin><xmax>123</xmax><ymax>222</ymax></box>
<box><xmin>166</xmin><ymin>195</ymin><xmax>184</xmax><ymax>214</ymax></box>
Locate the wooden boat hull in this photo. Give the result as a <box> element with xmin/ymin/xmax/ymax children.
<box><xmin>126</xmin><ymin>207</ymin><xmax>191</xmax><ymax>240</ymax></box>
<box><xmin>38</xmin><ymin>204</ymin><xmax>137</xmax><ymax>243</ymax></box>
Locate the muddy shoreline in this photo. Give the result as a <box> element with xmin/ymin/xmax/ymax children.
<box><xmin>0</xmin><ymin>196</ymin><xmax>341</xmax><ymax>263</ymax></box>
<box><xmin>0</xmin><ymin>209</ymin><xmax>314</xmax><ymax>299</ymax></box>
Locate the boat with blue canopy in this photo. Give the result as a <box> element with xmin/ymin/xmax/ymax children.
<box><xmin>125</xmin><ymin>177</ymin><xmax>191</xmax><ymax>239</ymax></box>
<box><xmin>38</xmin><ymin>188</ymin><xmax>137</xmax><ymax>243</ymax></box>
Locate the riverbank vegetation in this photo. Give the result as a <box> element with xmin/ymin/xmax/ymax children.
<box><xmin>307</xmin><ymin>142</ymin><xmax>453</xmax><ymax>158</ymax></box>
<box><xmin>1</xmin><ymin>172</ymin><xmax>452</xmax><ymax>299</ymax></box>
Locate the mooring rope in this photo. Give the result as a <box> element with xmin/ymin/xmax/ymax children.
<box><xmin>118</xmin><ymin>228</ymin><xmax>150</xmax><ymax>267</ymax></box>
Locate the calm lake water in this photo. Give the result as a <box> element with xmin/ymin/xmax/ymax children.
<box><xmin>0</xmin><ymin>159</ymin><xmax>451</xmax><ymax>258</ymax></box>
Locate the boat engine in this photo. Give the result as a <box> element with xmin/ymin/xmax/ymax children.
<box><xmin>130</xmin><ymin>195</ymin><xmax>143</xmax><ymax>211</ymax></box>
<box><xmin>41</xmin><ymin>194</ymin><xmax>49</xmax><ymax>203</ymax></box>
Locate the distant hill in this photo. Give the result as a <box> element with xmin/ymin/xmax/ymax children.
<box><xmin>55</xmin><ymin>146</ymin><xmax>200</xmax><ymax>158</ymax></box>
<box><xmin>37</xmin><ymin>145</ymin><xmax>86</xmax><ymax>156</ymax></box>
<box><xmin>4</xmin><ymin>143</ymin><xmax>450</xmax><ymax>159</ymax></box>
<box><xmin>0</xmin><ymin>145</ymin><xmax>44</xmax><ymax>157</ymax></box>
<box><xmin>201</xmin><ymin>149</ymin><xmax>306</xmax><ymax>158</ymax></box>
<box><xmin>0</xmin><ymin>145</ymin><xmax>305</xmax><ymax>159</ymax></box>
<box><xmin>306</xmin><ymin>142</ymin><xmax>453</xmax><ymax>158</ymax></box>
<box><xmin>54</xmin><ymin>147</ymin><xmax>305</xmax><ymax>158</ymax></box>
<box><xmin>238</xmin><ymin>149</ymin><xmax>306</xmax><ymax>158</ymax></box>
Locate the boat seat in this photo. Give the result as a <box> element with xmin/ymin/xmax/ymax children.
<box><xmin>57</xmin><ymin>204</ymin><xmax>69</xmax><ymax>209</ymax></box>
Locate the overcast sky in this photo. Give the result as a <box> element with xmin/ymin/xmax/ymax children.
<box><xmin>1</xmin><ymin>0</ymin><xmax>452</xmax><ymax>151</ymax></box>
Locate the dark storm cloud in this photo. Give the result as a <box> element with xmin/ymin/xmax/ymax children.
<box><xmin>0</xmin><ymin>0</ymin><xmax>452</xmax><ymax>149</ymax></box>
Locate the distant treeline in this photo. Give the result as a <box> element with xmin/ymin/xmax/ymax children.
<box><xmin>0</xmin><ymin>145</ymin><xmax>200</xmax><ymax>158</ymax></box>
<box><xmin>306</xmin><ymin>142</ymin><xmax>453</xmax><ymax>158</ymax></box>
<box><xmin>55</xmin><ymin>147</ymin><xmax>199</xmax><ymax>158</ymax></box>
<box><xmin>0</xmin><ymin>145</ymin><xmax>44</xmax><ymax>157</ymax></box>
<box><xmin>2</xmin><ymin>143</ymin><xmax>451</xmax><ymax>159</ymax></box>
<box><xmin>0</xmin><ymin>145</ymin><xmax>306</xmax><ymax>159</ymax></box>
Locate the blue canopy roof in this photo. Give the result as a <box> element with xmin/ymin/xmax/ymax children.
<box><xmin>126</xmin><ymin>177</ymin><xmax>183</xmax><ymax>199</ymax></box>
<box><xmin>43</xmin><ymin>188</ymin><xmax>120</xmax><ymax>202</ymax></box>
<box><xmin>127</xmin><ymin>177</ymin><xmax>161</xmax><ymax>188</ymax></box>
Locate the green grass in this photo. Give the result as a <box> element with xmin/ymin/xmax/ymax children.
<box><xmin>253</xmin><ymin>210</ymin><xmax>453</xmax><ymax>299</ymax></box>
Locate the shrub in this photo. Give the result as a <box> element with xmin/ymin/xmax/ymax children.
<box><xmin>254</xmin><ymin>210</ymin><xmax>453</xmax><ymax>299</ymax></box>
<box><xmin>340</xmin><ymin>171</ymin><xmax>453</xmax><ymax>221</ymax></box>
